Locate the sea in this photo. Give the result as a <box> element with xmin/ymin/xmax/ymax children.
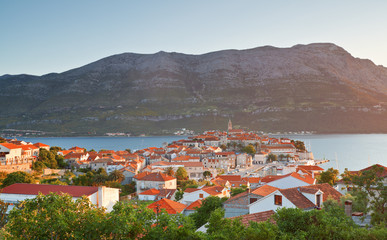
<box><xmin>18</xmin><ymin>134</ymin><xmax>387</xmax><ymax>174</ymax></box>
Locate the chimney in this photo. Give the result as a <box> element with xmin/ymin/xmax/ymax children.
<box><xmin>344</xmin><ymin>200</ymin><xmax>352</xmax><ymax>217</ymax></box>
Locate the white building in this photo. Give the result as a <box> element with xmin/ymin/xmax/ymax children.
<box><xmin>0</xmin><ymin>183</ymin><xmax>119</xmax><ymax>212</ymax></box>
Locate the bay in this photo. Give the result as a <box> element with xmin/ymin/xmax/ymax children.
<box><xmin>19</xmin><ymin>134</ymin><xmax>387</xmax><ymax>173</ymax></box>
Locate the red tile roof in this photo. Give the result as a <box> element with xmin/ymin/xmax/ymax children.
<box><xmin>251</xmin><ymin>185</ymin><xmax>279</xmax><ymax>197</ymax></box>
<box><xmin>297</xmin><ymin>165</ymin><xmax>324</xmax><ymax>171</ymax></box>
<box><xmin>0</xmin><ymin>143</ymin><xmax>21</xmax><ymax>150</ymax></box>
<box><xmin>185</xmin><ymin>199</ymin><xmax>202</xmax><ymax>211</ymax></box>
<box><xmin>33</xmin><ymin>142</ymin><xmax>50</xmax><ymax>148</ymax></box>
<box><xmin>217</xmin><ymin>175</ymin><xmax>242</xmax><ymax>182</ymax></box>
<box><xmin>139</xmin><ymin>188</ymin><xmax>160</xmax><ymax>195</ymax></box>
<box><xmin>134</xmin><ymin>172</ymin><xmax>176</xmax><ymax>182</ymax></box>
<box><xmin>1</xmin><ymin>183</ymin><xmax>98</xmax><ymax>197</ymax></box>
<box><xmin>229</xmin><ymin>210</ymin><xmax>275</xmax><ymax>226</ymax></box>
<box><xmin>147</xmin><ymin>198</ymin><xmax>186</xmax><ymax>214</ymax></box>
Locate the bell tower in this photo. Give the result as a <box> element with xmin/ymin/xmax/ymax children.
<box><xmin>228</xmin><ymin>119</ymin><xmax>232</xmax><ymax>131</ymax></box>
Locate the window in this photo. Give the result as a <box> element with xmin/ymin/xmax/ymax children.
<box><xmin>274</xmin><ymin>195</ymin><xmax>282</xmax><ymax>206</ymax></box>
<box><xmin>250</xmin><ymin>197</ymin><xmax>258</xmax><ymax>204</ymax></box>
<box><xmin>199</xmin><ymin>193</ymin><xmax>204</xmax><ymax>198</ymax></box>
<box><xmin>316</xmin><ymin>194</ymin><xmax>321</xmax><ymax>208</ymax></box>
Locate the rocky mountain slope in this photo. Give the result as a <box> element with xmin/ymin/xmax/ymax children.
<box><xmin>1</xmin><ymin>43</ymin><xmax>387</xmax><ymax>135</ymax></box>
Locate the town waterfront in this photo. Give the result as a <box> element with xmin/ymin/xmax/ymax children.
<box><xmin>18</xmin><ymin>134</ymin><xmax>387</xmax><ymax>173</ymax></box>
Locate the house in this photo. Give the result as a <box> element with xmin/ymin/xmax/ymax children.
<box><xmin>33</xmin><ymin>142</ymin><xmax>50</xmax><ymax>151</ymax></box>
<box><xmin>261</xmin><ymin>172</ymin><xmax>316</xmax><ymax>189</ymax></box>
<box><xmin>0</xmin><ymin>183</ymin><xmax>119</xmax><ymax>212</ymax></box>
<box><xmin>138</xmin><ymin>188</ymin><xmax>176</xmax><ymax>201</ymax></box>
<box><xmin>147</xmin><ymin>198</ymin><xmax>186</xmax><ymax>214</ymax></box>
<box><xmin>133</xmin><ymin>172</ymin><xmax>177</xmax><ymax>194</ymax></box>
<box><xmin>181</xmin><ymin>186</ymin><xmax>229</xmax><ymax>205</ymax></box>
<box><xmin>296</xmin><ymin>165</ymin><xmax>324</xmax><ymax>178</ymax></box>
<box><xmin>68</xmin><ymin>146</ymin><xmax>85</xmax><ymax>153</ymax></box>
<box><xmin>214</xmin><ymin>175</ymin><xmax>250</xmax><ymax>188</ymax></box>
<box><xmin>223</xmin><ymin>183</ymin><xmax>341</xmax><ymax>218</ymax></box>
<box><xmin>149</xmin><ymin>161</ymin><xmax>205</xmax><ymax>180</ymax></box>
<box><xmin>119</xmin><ymin>167</ymin><xmax>137</xmax><ymax>184</ymax></box>
<box><xmin>184</xmin><ymin>199</ymin><xmax>202</xmax><ymax>215</ymax></box>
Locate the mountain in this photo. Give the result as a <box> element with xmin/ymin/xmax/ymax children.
<box><xmin>1</xmin><ymin>43</ymin><xmax>387</xmax><ymax>136</ymax></box>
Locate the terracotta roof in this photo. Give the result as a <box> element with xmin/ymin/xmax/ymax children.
<box><xmin>279</xmin><ymin>188</ymin><xmax>315</xmax><ymax>209</ymax></box>
<box><xmin>217</xmin><ymin>175</ymin><xmax>242</xmax><ymax>182</ymax></box>
<box><xmin>134</xmin><ymin>172</ymin><xmax>176</xmax><ymax>182</ymax></box>
<box><xmin>1</xmin><ymin>183</ymin><xmax>98</xmax><ymax>197</ymax></box>
<box><xmin>0</xmin><ymin>143</ymin><xmax>21</xmax><ymax>150</ymax></box>
<box><xmin>301</xmin><ymin>183</ymin><xmax>342</xmax><ymax>202</ymax></box>
<box><xmin>157</xmin><ymin>189</ymin><xmax>177</xmax><ymax>200</ymax></box>
<box><xmin>229</xmin><ymin>210</ymin><xmax>275</xmax><ymax>226</ymax></box>
<box><xmin>243</xmin><ymin>177</ymin><xmax>261</xmax><ymax>183</ymax></box>
<box><xmin>350</xmin><ymin>164</ymin><xmax>387</xmax><ymax>178</ymax></box>
<box><xmin>262</xmin><ymin>172</ymin><xmax>315</xmax><ymax>185</ymax></box>
<box><xmin>147</xmin><ymin>198</ymin><xmax>186</xmax><ymax>214</ymax></box>
<box><xmin>139</xmin><ymin>188</ymin><xmax>160</xmax><ymax>195</ymax></box>
<box><xmin>251</xmin><ymin>185</ymin><xmax>279</xmax><ymax>197</ymax></box>
<box><xmin>297</xmin><ymin>165</ymin><xmax>324</xmax><ymax>171</ymax></box>
<box><xmin>33</xmin><ymin>142</ymin><xmax>50</xmax><ymax>148</ymax></box>
<box><xmin>202</xmin><ymin>186</ymin><xmax>225</xmax><ymax>196</ymax></box>
<box><xmin>184</xmin><ymin>188</ymin><xmax>199</xmax><ymax>193</ymax></box>
<box><xmin>185</xmin><ymin>199</ymin><xmax>202</xmax><ymax>211</ymax></box>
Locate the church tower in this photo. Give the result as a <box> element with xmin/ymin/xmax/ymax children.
<box><xmin>228</xmin><ymin>119</ymin><xmax>232</xmax><ymax>131</ymax></box>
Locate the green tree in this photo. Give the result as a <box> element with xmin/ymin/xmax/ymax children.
<box><xmin>55</xmin><ymin>154</ymin><xmax>67</xmax><ymax>169</ymax></box>
<box><xmin>317</xmin><ymin>168</ymin><xmax>339</xmax><ymax>186</ymax></box>
<box><xmin>175</xmin><ymin>167</ymin><xmax>188</xmax><ymax>181</ymax></box>
<box><xmin>0</xmin><ymin>199</ymin><xmax>9</xmax><ymax>227</ymax></box>
<box><xmin>49</xmin><ymin>146</ymin><xmax>62</xmax><ymax>153</ymax></box>
<box><xmin>278</xmin><ymin>154</ymin><xmax>286</xmax><ymax>161</ymax></box>
<box><xmin>6</xmin><ymin>193</ymin><xmax>107</xmax><ymax>239</ymax></box>
<box><xmin>291</xmin><ymin>140</ymin><xmax>306</xmax><ymax>151</ymax></box>
<box><xmin>342</xmin><ymin>165</ymin><xmax>387</xmax><ymax>225</ymax></box>
<box><xmin>2</xmin><ymin>171</ymin><xmax>34</xmax><ymax>188</ymax></box>
<box><xmin>266</xmin><ymin>153</ymin><xmax>277</xmax><ymax>163</ymax></box>
<box><xmin>164</xmin><ymin>167</ymin><xmax>175</xmax><ymax>177</ymax></box>
<box><xmin>220</xmin><ymin>144</ymin><xmax>227</xmax><ymax>151</ymax></box>
<box><xmin>0</xmin><ymin>137</ymin><xmax>6</xmax><ymax>143</ymax></box>
<box><xmin>108</xmin><ymin>170</ymin><xmax>124</xmax><ymax>182</ymax></box>
<box><xmin>174</xmin><ymin>189</ymin><xmax>184</xmax><ymax>201</ymax></box>
<box><xmin>189</xmin><ymin>196</ymin><xmax>228</xmax><ymax>228</ymax></box>
<box><xmin>203</xmin><ymin>171</ymin><xmax>212</xmax><ymax>179</ymax></box>
<box><xmin>242</xmin><ymin>144</ymin><xmax>256</xmax><ymax>155</ymax></box>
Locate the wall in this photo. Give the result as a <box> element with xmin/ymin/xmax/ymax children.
<box><xmin>249</xmin><ymin>191</ymin><xmax>295</xmax><ymax>214</ymax></box>
<box><xmin>267</xmin><ymin>176</ymin><xmax>311</xmax><ymax>189</ymax></box>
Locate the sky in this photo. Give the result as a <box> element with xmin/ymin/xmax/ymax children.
<box><xmin>1</xmin><ymin>0</ymin><xmax>387</xmax><ymax>76</ymax></box>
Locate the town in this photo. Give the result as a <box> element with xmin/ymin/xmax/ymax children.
<box><xmin>0</xmin><ymin>121</ymin><xmax>385</xmax><ymax>238</ymax></box>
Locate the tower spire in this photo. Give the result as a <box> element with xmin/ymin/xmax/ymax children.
<box><xmin>228</xmin><ymin>119</ymin><xmax>232</xmax><ymax>131</ymax></box>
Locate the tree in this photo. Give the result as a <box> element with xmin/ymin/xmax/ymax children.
<box><xmin>291</xmin><ymin>140</ymin><xmax>306</xmax><ymax>151</ymax></box>
<box><xmin>220</xmin><ymin>144</ymin><xmax>227</xmax><ymax>151</ymax></box>
<box><xmin>2</xmin><ymin>171</ymin><xmax>34</xmax><ymax>188</ymax></box>
<box><xmin>0</xmin><ymin>199</ymin><xmax>9</xmax><ymax>227</ymax></box>
<box><xmin>189</xmin><ymin>196</ymin><xmax>228</xmax><ymax>228</ymax></box>
<box><xmin>278</xmin><ymin>154</ymin><xmax>286</xmax><ymax>161</ymax></box>
<box><xmin>266</xmin><ymin>153</ymin><xmax>277</xmax><ymax>163</ymax></box>
<box><xmin>175</xmin><ymin>189</ymin><xmax>184</xmax><ymax>201</ymax></box>
<box><xmin>6</xmin><ymin>193</ymin><xmax>107</xmax><ymax>239</ymax></box>
<box><xmin>203</xmin><ymin>171</ymin><xmax>212</xmax><ymax>179</ymax></box>
<box><xmin>164</xmin><ymin>167</ymin><xmax>175</xmax><ymax>177</ymax></box>
<box><xmin>175</xmin><ymin>167</ymin><xmax>188</xmax><ymax>181</ymax></box>
<box><xmin>342</xmin><ymin>165</ymin><xmax>387</xmax><ymax>225</ymax></box>
<box><xmin>125</xmin><ymin>148</ymin><xmax>131</xmax><ymax>153</ymax></box>
<box><xmin>317</xmin><ymin>168</ymin><xmax>339</xmax><ymax>186</ymax></box>
<box><xmin>242</xmin><ymin>144</ymin><xmax>256</xmax><ymax>155</ymax></box>
<box><xmin>108</xmin><ymin>170</ymin><xmax>124</xmax><ymax>182</ymax></box>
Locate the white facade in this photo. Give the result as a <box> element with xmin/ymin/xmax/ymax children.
<box><xmin>249</xmin><ymin>191</ymin><xmax>295</xmax><ymax>214</ymax></box>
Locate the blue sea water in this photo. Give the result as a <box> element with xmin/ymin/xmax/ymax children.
<box><xmin>19</xmin><ymin>134</ymin><xmax>387</xmax><ymax>173</ymax></box>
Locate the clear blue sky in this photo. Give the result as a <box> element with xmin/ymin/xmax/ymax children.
<box><xmin>1</xmin><ymin>0</ymin><xmax>387</xmax><ymax>76</ymax></box>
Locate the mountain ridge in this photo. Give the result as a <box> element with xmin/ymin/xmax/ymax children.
<box><xmin>1</xmin><ymin>43</ymin><xmax>387</xmax><ymax>135</ymax></box>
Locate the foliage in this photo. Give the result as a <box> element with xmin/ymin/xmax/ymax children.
<box><xmin>164</xmin><ymin>167</ymin><xmax>175</xmax><ymax>177</ymax></box>
<box><xmin>0</xmin><ymin>199</ymin><xmax>9</xmax><ymax>228</ymax></box>
<box><xmin>317</xmin><ymin>168</ymin><xmax>339</xmax><ymax>186</ymax></box>
<box><xmin>121</xmin><ymin>182</ymin><xmax>136</xmax><ymax>196</ymax></box>
<box><xmin>203</xmin><ymin>171</ymin><xmax>212</xmax><ymax>179</ymax></box>
<box><xmin>231</xmin><ymin>186</ymin><xmax>247</xmax><ymax>196</ymax></box>
<box><xmin>342</xmin><ymin>165</ymin><xmax>387</xmax><ymax>225</ymax></box>
<box><xmin>175</xmin><ymin>189</ymin><xmax>184</xmax><ymax>201</ymax></box>
<box><xmin>175</xmin><ymin>167</ymin><xmax>188</xmax><ymax>181</ymax></box>
<box><xmin>189</xmin><ymin>196</ymin><xmax>228</xmax><ymax>228</ymax></box>
<box><xmin>0</xmin><ymin>137</ymin><xmax>5</xmax><ymax>143</ymax></box>
<box><xmin>178</xmin><ymin>179</ymin><xmax>198</xmax><ymax>190</ymax></box>
<box><xmin>266</xmin><ymin>153</ymin><xmax>277</xmax><ymax>163</ymax></box>
<box><xmin>242</xmin><ymin>144</ymin><xmax>256</xmax><ymax>155</ymax></box>
<box><xmin>291</xmin><ymin>140</ymin><xmax>306</xmax><ymax>151</ymax></box>
<box><xmin>220</xmin><ymin>144</ymin><xmax>227</xmax><ymax>151</ymax></box>
<box><xmin>108</xmin><ymin>170</ymin><xmax>124</xmax><ymax>182</ymax></box>
<box><xmin>6</xmin><ymin>193</ymin><xmax>107</xmax><ymax>239</ymax></box>
<box><xmin>33</xmin><ymin>148</ymin><xmax>68</xmax><ymax>171</ymax></box>
<box><xmin>2</xmin><ymin>171</ymin><xmax>34</xmax><ymax>188</ymax></box>
<box><xmin>49</xmin><ymin>146</ymin><xmax>62</xmax><ymax>153</ymax></box>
